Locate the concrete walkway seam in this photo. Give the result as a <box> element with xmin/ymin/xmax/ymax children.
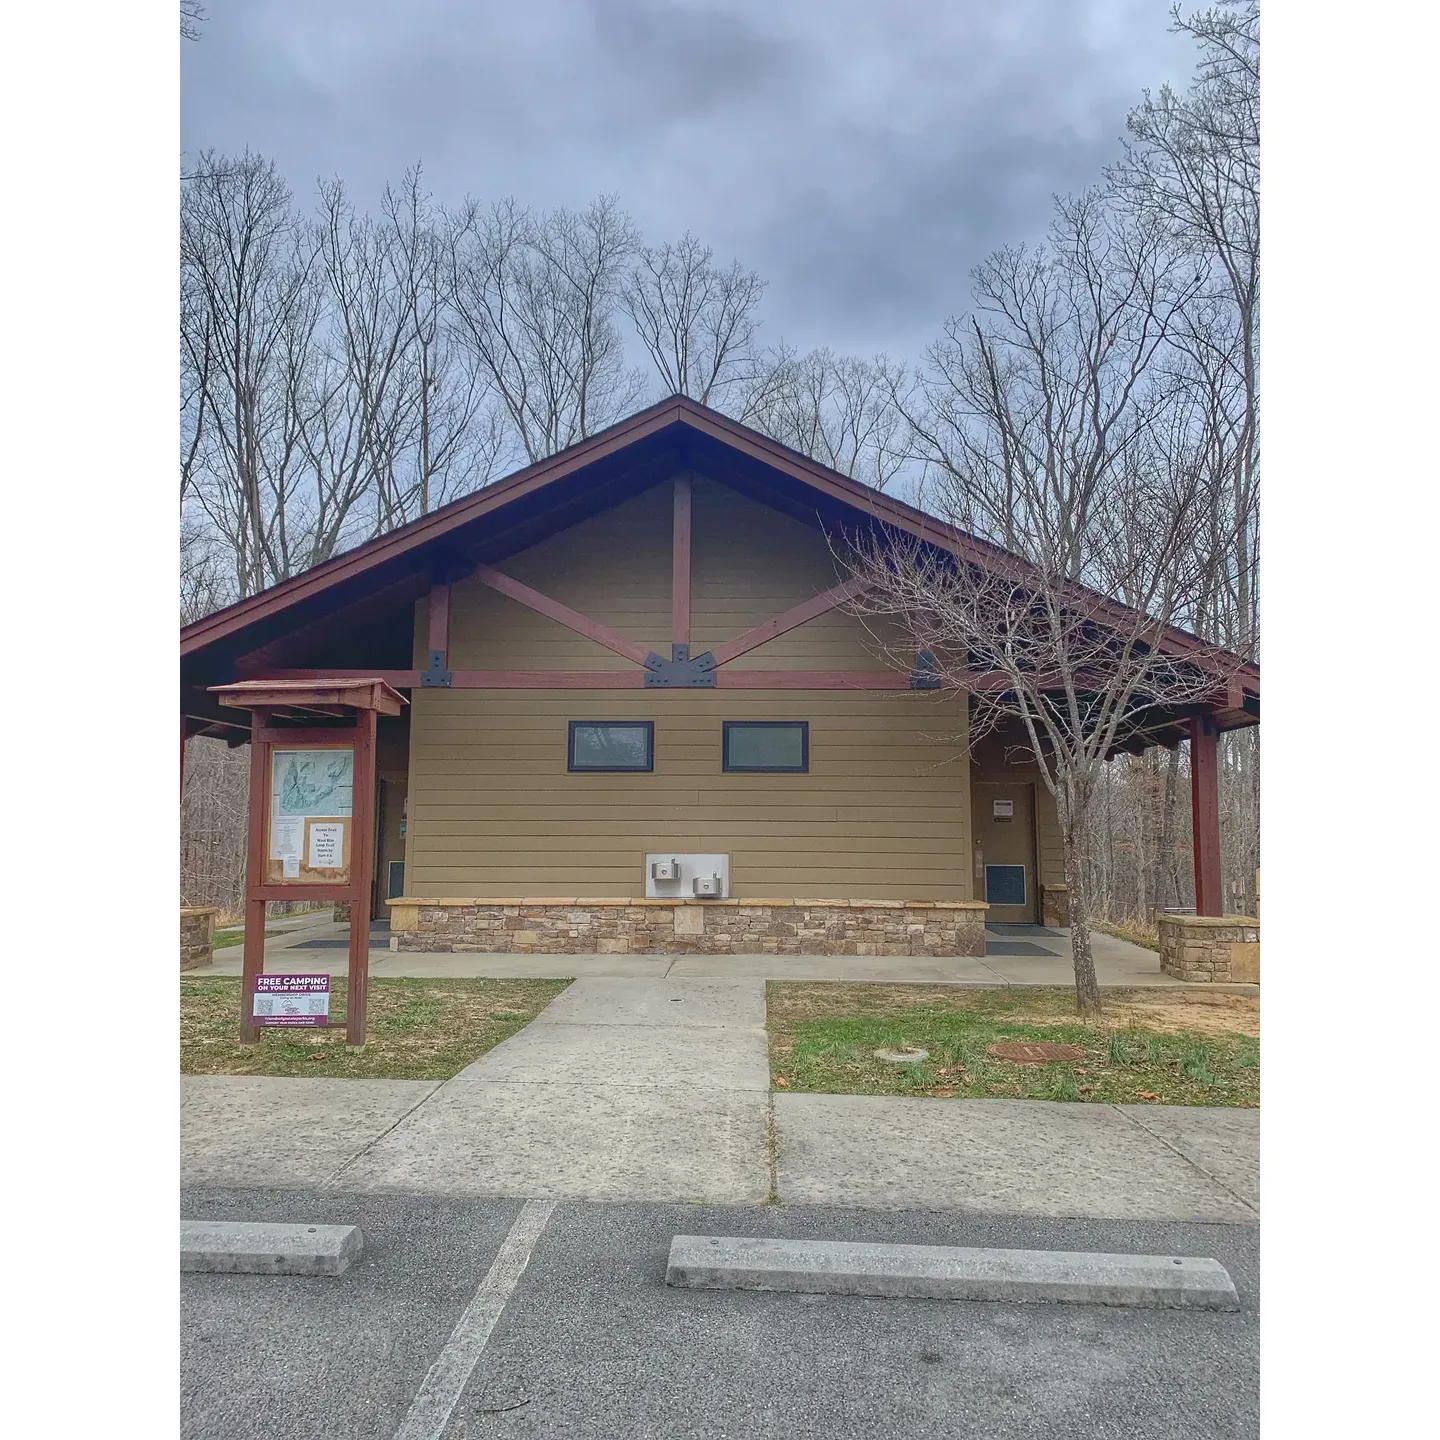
<box><xmin>319</xmin><ymin>1081</ymin><xmax>444</xmax><ymax>1190</ymax></box>
<box><xmin>665</xmin><ymin>1235</ymin><xmax>1241</xmax><ymax>1310</ymax></box>
<box><xmin>391</xmin><ymin>1198</ymin><xmax>556</xmax><ymax>1440</ymax></box>
<box><xmin>181</xmin><ymin>1220</ymin><xmax>363</xmax><ymax>1276</ymax></box>
<box><xmin>1109</xmin><ymin>1105</ymin><xmax>1260</xmax><ymax>1220</ymax></box>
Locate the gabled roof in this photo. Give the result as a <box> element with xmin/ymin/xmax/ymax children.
<box><xmin>181</xmin><ymin>394</ymin><xmax>1258</xmax><ymax>727</ymax></box>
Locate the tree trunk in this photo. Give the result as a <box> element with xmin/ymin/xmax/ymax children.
<box><xmin>1059</xmin><ymin>798</ymin><xmax>1102</xmax><ymax>1018</ymax></box>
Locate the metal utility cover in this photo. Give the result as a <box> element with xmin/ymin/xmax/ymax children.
<box><xmin>986</xmin><ymin>1041</ymin><xmax>1087</xmax><ymax>1063</ymax></box>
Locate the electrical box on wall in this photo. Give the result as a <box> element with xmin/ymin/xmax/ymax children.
<box><xmin>645</xmin><ymin>853</ymin><xmax>730</xmax><ymax>899</ymax></box>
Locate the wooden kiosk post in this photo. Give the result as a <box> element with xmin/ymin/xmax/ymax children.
<box><xmin>211</xmin><ymin>679</ymin><xmax>406</xmax><ymax>1047</ymax></box>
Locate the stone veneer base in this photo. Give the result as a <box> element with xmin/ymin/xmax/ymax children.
<box><xmin>1158</xmin><ymin>913</ymin><xmax>1259</xmax><ymax>983</ymax></box>
<box><xmin>1040</xmin><ymin>885</ymin><xmax>1070</xmax><ymax>929</ymax></box>
<box><xmin>387</xmin><ymin>898</ymin><xmax>990</xmax><ymax>958</ymax></box>
<box><xmin>181</xmin><ymin>906</ymin><xmax>219</xmax><ymax>971</ymax></box>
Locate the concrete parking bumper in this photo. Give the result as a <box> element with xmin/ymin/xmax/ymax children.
<box><xmin>665</xmin><ymin>1234</ymin><xmax>1240</xmax><ymax>1310</ymax></box>
<box><xmin>181</xmin><ymin>1219</ymin><xmax>364</xmax><ymax>1275</ymax></box>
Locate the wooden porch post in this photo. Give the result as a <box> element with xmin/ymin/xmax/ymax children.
<box><xmin>1189</xmin><ymin>714</ymin><xmax>1223</xmax><ymax>917</ymax></box>
<box><xmin>347</xmin><ymin>707</ymin><xmax>378</xmax><ymax>1047</ymax></box>
<box><xmin>239</xmin><ymin>708</ymin><xmax>270</xmax><ymax>1045</ymax></box>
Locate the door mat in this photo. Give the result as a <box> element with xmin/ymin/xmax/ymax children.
<box><xmin>293</xmin><ymin>932</ymin><xmax>389</xmax><ymax>950</ymax></box>
<box><xmin>984</xmin><ymin>941</ymin><xmax>1061</xmax><ymax>957</ymax></box>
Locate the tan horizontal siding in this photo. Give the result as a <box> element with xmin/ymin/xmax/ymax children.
<box><xmin>406</xmin><ymin>687</ymin><xmax>971</xmax><ymax>900</ymax></box>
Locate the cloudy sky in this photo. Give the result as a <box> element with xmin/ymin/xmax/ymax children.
<box><xmin>181</xmin><ymin>0</ymin><xmax>1195</xmax><ymax>362</ymax></box>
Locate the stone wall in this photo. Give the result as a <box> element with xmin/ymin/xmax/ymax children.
<box><xmin>332</xmin><ymin>902</ymin><xmax>352</xmax><ymax>924</ymax></box>
<box><xmin>180</xmin><ymin>907</ymin><xmax>219</xmax><ymax>971</ymax></box>
<box><xmin>389</xmin><ymin>898</ymin><xmax>989</xmax><ymax>957</ymax></box>
<box><xmin>1040</xmin><ymin>885</ymin><xmax>1070</xmax><ymax>929</ymax></box>
<box><xmin>1159</xmin><ymin>913</ymin><xmax>1259</xmax><ymax>983</ymax></box>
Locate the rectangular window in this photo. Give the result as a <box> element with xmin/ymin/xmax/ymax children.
<box><xmin>723</xmin><ymin>720</ymin><xmax>808</xmax><ymax>773</ymax></box>
<box><xmin>568</xmin><ymin>721</ymin><xmax>654</xmax><ymax>772</ymax></box>
<box><xmin>985</xmin><ymin>864</ymin><xmax>1027</xmax><ymax>907</ymax></box>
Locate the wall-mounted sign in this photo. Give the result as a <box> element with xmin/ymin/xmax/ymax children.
<box><xmin>267</xmin><ymin>748</ymin><xmax>354</xmax><ymax>884</ymax></box>
<box><xmin>992</xmin><ymin>798</ymin><xmax>1015</xmax><ymax>821</ymax></box>
<box><xmin>252</xmin><ymin>974</ymin><xmax>330</xmax><ymax>1027</ymax></box>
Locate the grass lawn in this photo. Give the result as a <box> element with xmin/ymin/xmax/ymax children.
<box><xmin>181</xmin><ymin>976</ymin><xmax>569</xmax><ymax>1079</ymax></box>
<box><xmin>212</xmin><ymin>927</ymin><xmax>284</xmax><ymax>949</ymax></box>
<box><xmin>768</xmin><ymin>984</ymin><xmax>1258</xmax><ymax>1107</ymax></box>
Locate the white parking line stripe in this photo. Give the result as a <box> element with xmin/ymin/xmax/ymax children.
<box><xmin>392</xmin><ymin>1199</ymin><xmax>556</xmax><ymax>1440</ymax></box>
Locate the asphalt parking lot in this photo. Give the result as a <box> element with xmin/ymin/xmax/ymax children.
<box><xmin>181</xmin><ymin>1188</ymin><xmax>1258</xmax><ymax>1440</ymax></box>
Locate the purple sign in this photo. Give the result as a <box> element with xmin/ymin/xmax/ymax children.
<box><xmin>252</xmin><ymin>974</ymin><xmax>331</xmax><ymax>1027</ymax></box>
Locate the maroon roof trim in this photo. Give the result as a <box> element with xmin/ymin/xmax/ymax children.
<box><xmin>180</xmin><ymin>394</ymin><xmax>1258</xmax><ymax>689</ymax></box>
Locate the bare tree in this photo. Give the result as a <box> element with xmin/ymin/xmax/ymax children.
<box><xmin>1108</xmin><ymin>0</ymin><xmax>1260</xmax><ymax>913</ymax></box>
<box><xmin>379</xmin><ymin>168</ymin><xmax>507</xmax><ymax>520</ymax></box>
<box><xmin>741</xmin><ymin>345</ymin><xmax>910</xmax><ymax>489</ymax></box>
<box><xmin>446</xmin><ymin>195</ymin><xmax>646</xmax><ymax>462</ymax></box>
<box><xmin>900</xmin><ymin>191</ymin><xmax>1204</xmax><ymax>580</ymax></box>
<box><xmin>1110</xmin><ymin>1</ymin><xmax>1258</xmax><ymax>656</ymax></box>
<box><xmin>180</xmin><ymin>518</ymin><xmax>232</xmax><ymax>623</ymax></box>
<box><xmin>844</xmin><ymin>489</ymin><xmax>1239</xmax><ymax>1016</ymax></box>
<box><xmin>848</xmin><ymin>188</ymin><xmax>1236</xmax><ymax>1015</ymax></box>
<box><xmin>182</xmin><ymin>150</ymin><xmax>321</xmax><ymax>595</ymax></box>
<box><xmin>181</xmin><ymin>2</ymin><xmax>206</xmax><ymax>42</ymax></box>
<box><xmin>620</xmin><ymin>233</ymin><xmax>766</xmax><ymax>406</ymax></box>
<box><xmin>304</xmin><ymin>177</ymin><xmax>428</xmax><ymax>554</ymax></box>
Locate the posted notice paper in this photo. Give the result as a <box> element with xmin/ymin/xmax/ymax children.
<box><xmin>308</xmin><ymin>822</ymin><xmax>345</xmax><ymax>870</ymax></box>
<box><xmin>270</xmin><ymin>814</ymin><xmax>304</xmax><ymax>862</ymax></box>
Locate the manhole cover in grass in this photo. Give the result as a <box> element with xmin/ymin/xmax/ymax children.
<box><xmin>986</xmin><ymin>1041</ymin><xmax>1086</xmax><ymax>1064</ymax></box>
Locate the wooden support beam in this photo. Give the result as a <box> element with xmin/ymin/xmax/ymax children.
<box><xmin>256</xmin><ymin>668</ymin><xmax>918</xmax><ymax>690</ymax></box>
<box><xmin>470</xmin><ymin>563</ymin><xmax>651</xmax><ymax>667</ymax></box>
<box><xmin>427</xmin><ymin>583</ymin><xmax>451</xmax><ymax>659</ymax></box>
<box><xmin>239</xmin><ymin>707</ymin><xmax>270</xmax><ymax>1046</ymax></box>
<box><xmin>709</xmin><ymin>577</ymin><xmax>872</xmax><ymax>668</ymax></box>
<box><xmin>252</xmin><ymin>724</ymin><xmax>361</xmax><ymax>746</ymax></box>
<box><xmin>672</xmin><ymin>475</ymin><xmax>692</xmax><ymax>648</ymax></box>
<box><xmin>1189</xmin><ymin>714</ymin><xmax>1223</xmax><ymax>917</ymax></box>
<box><xmin>261</xmin><ymin>669</ymin><xmax>421</xmax><ymax>687</ymax></box>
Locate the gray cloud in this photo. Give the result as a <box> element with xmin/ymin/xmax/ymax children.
<box><xmin>182</xmin><ymin>0</ymin><xmax>1194</xmax><ymax>360</ymax></box>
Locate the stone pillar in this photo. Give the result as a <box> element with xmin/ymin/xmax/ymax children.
<box><xmin>1040</xmin><ymin>885</ymin><xmax>1070</xmax><ymax>928</ymax></box>
<box><xmin>180</xmin><ymin>907</ymin><xmax>219</xmax><ymax>971</ymax></box>
<box><xmin>1158</xmin><ymin>913</ymin><xmax>1259</xmax><ymax>983</ymax></box>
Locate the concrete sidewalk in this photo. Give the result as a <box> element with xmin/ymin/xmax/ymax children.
<box><xmin>181</xmin><ymin>975</ymin><xmax>1258</xmax><ymax>1221</ymax></box>
<box><xmin>196</xmin><ymin>912</ymin><xmax>1193</xmax><ymax>988</ymax></box>
<box><xmin>334</xmin><ymin>977</ymin><xmax>771</xmax><ymax>1204</ymax></box>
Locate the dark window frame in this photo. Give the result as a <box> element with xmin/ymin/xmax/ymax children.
<box><xmin>722</xmin><ymin>719</ymin><xmax>810</xmax><ymax>774</ymax></box>
<box><xmin>567</xmin><ymin>720</ymin><xmax>655</xmax><ymax>773</ymax></box>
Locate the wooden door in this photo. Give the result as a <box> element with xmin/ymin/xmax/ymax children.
<box><xmin>372</xmin><ymin>779</ymin><xmax>408</xmax><ymax>921</ymax></box>
<box><xmin>972</xmin><ymin>782</ymin><xmax>1037</xmax><ymax>923</ymax></box>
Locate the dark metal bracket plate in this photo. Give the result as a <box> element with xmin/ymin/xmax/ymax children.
<box><xmin>645</xmin><ymin>644</ymin><xmax>717</xmax><ymax>688</ymax></box>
